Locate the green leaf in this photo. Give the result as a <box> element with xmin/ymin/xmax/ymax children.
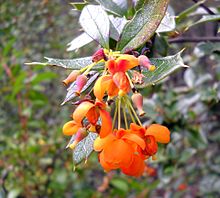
<box><xmin>26</xmin><ymin>57</ymin><xmax>92</xmax><ymax>69</ymax></box>
<box><xmin>137</xmin><ymin>50</ymin><xmax>187</xmax><ymax>88</ymax></box>
<box><xmin>70</xmin><ymin>2</ymin><xmax>88</xmax><ymax>11</ymax></box>
<box><xmin>29</xmin><ymin>72</ymin><xmax>57</xmax><ymax>85</ymax></box>
<box><xmin>70</xmin><ymin>132</ymin><xmax>98</xmax><ymax>165</ymax></box>
<box><xmin>26</xmin><ymin>57</ymin><xmax>105</xmax><ymax>70</ymax></box>
<box><xmin>79</xmin><ymin>5</ymin><xmax>110</xmax><ymax>49</ymax></box>
<box><xmin>109</xmin><ymin>15</ymin><xmax>127</xmax><ymax>41</ymax></box>
<box><xmin>96</xmin><ymin>0</ymin><xmax>127</xmax><ymax>17</ymax></box>
<box><xmin>110</xmin><ymin>178</ymin><xmax>129</xmax><ymax>192</ymax></box>
<box><xmin>134</xmin><ymin>0</ymin><xmax>145</xmax><ymax>11</ymax></box>
<box><xmin>156</xmin><ymin>11</ymin><xmax>176</xmax><ymax>33</ymax></box>
<box><xmin>195</xmin><ymin>42</ymin><xmax>220</xmax><ymax>56</ymax></box>
<box><xmin>176</xmin><ymin>0</ymin><xmax>206</xmax><ymax>23</ymax></box>
<box><xmin>189</xmin><ymin>14</ymin><xmax>220</xmax><ymax>28</ymax></box>
<box><xmin>116</xmin><ymin>0</ymin><xmax>169</xmax><ymax>52</ymax></box>
<box><xmin>67</xmin><ymin>33</ymin><xmax>93</xmax><ymax>51</ymax></box>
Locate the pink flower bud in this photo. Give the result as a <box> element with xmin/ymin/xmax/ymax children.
<box><xmin>138</xmin><ymin>55</ymin><xmax>156</xmax><ymax>71</ymax></box>
<box><xmin>69</xmin><ymin>128</ymin><xmax>88</xmax><ymax>149</ymax></box>
<box><xmin>131</xmin><ymin>92</ymin><xmax>145</xmax><ymax>116</ymax></box>
<box><xmin>75</xmin><ymin>74</ymin><xmax>88</xmax><ymax>95</ymax></box>
<box><xmin>62</xmin><ymin>70</ymin><xmax>80</xmax><ymax>86</ymax></box>
<box><xmin>92</xmin><ymin>48</ymin><xmax>107</xmax><ymax>62</ymax></box>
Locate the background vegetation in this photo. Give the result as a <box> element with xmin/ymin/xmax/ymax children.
<box><xmin>1</xmin><ymin>0</ymin><xmax>220</xmax><ymax>197</ymax></box>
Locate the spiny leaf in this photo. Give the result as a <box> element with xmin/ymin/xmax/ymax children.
<box><xmin>26</xmin><ymin>57</ymin><xmax>92</xmax><ymax>69</ymax></box>
<box><xmin>96</xmin><ymin>0</ymin><xmax>127</xmax><ymax>17</ymax></box>
<box><xmin>109</xmin><ymin>15</ymin><xmax>127</xmax><ymax>41</ymax></box>
<box><xmin>137</xmin><ymin>50</ymin><xmax>187</xmax><ymax>88</ymax></box>
<box><xmin>176</xmin><ymin>0</ymin><xmax>206</xmax><ymax>23</ymax></box>
<box><xmin>26</xmin><ymin>57</ymin><xmax>104</xmax><ymax>70</ymax></box>
<box><xmin>156</xmin><ymin>11</ymin><xmax>176</xmax><ymax>33</ymax></box>
<box><xmin>70</xmin><ymin>1</ymin><xmax>88</xmax><ymax>11</ymax></box>
<box><xmin>67</xmin><ymin>33</ymin><xmax>93</xmax><ymax>52</ymax></box>
<box><xmin>72</xmin><ymin>132</ymin><xmax>98</xmax><ymax>165</ymax></box>
<box><xmin>116</xmin><ymin>0</ymin><xmax>169</xmax><ymax>52</ymax></box>
<box><xmin>189</xmin><ymin>14</ymin><xmax>220</xmax><ymax>28</ymax></box>
<box><xmin>79</xmin><ymin>5</ymin><xmax>110</xmax><ymax>49</ymax></box>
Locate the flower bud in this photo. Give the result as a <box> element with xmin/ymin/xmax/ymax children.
<box><xmin>138</xmin><ymin>55</ymin><xmax>156</xmax><ymax>71</ymax></box>
<box><xmin>62</xmin><ymin>70</ymin><xmax>80</xmax><ymax>86</ymax></box>
<box><xmin>69</xmin><ymin>128</ymin><xmax>88</xmax><ymax>150</ymax></box>
<box><xmin>75</xmin><ymin>74</ymin><xmax>88</xmax><ymax>95</ymax></box>
<box><xmin>92</xmin><ymin>48</ymin><xmax>107</xmax><ymax>62</ymax></box>
<box><xmin>131</xmin><ymin>92</ymin><xmax>145</xmax><ymax>116</ymax></box>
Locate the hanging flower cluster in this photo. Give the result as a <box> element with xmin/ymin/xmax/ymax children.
<box><xmin>62</xmin><ymin>49</ymin><xmax>170</xmax><ymax>177</ymax></box>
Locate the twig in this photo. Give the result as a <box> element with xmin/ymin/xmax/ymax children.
<box><xmin>169</xmin><ymin>36</ymin><xmax>220</xmax><ymax>43</ymax></box>
<box><xmin>191</xmin><ymin>0</ymin><xmax>216</xmax><ymax>16</ymax></box>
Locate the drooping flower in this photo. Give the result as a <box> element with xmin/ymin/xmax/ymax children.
<box><xmin>94</xmin><ymin>55</ymin><xmax>139</xmax><ymax>101</ymax></box>
<box><xmin>94</xmin><ymin>128</ymin><xmax>146</xmax><ymax>177</ymax></box>
<box><xmin>72</xmin><ymin>100</ymin><xmax>112</xmax><ymax>138</ymax></box>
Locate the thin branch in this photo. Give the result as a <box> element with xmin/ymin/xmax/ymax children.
<box><xmin>169</xmin><ymin>37</ymin><xmax>220</xmax><ymax>43</ymax></box>
<box><xmin>191</xmin><ymin>0</ymin><xmax>216</xmax><ymax>15</ymax></box>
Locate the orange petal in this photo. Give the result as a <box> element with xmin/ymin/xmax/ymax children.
<box><xmin>86</xmin><ymin>107</ymin><xmax>99</xmax><ymax>125</ymax></box>
<box><xmin>145</xmin><ymin>124</ymin><xmax>170</xmax><ymax>143</ymax></box>
<box><xmin>115</xmin><ymin>59</ymin><xmax>129</xmax><ymax>72</ymax></box>
<box><xmin>99</xmin><ymin>151</ymin><xmax>118</xmax><ymax>171</ymax></box>
<box><xmin>94</xmin><ymin>75</ymin><xmax>112</xmax><ymax>101</ymax></box>
<box><xmin>72</xmin><ymin>101</ymin><xmax>95</xmax><ymax>124</ymax></box>
<box><xmin>93</xmin><ymin>134</ymin><xmax>115</xmax><ymax>151</ymax></box>
<box><xmin>130</xmin><ymin>123</ymin><xmax>145</xmax><ymax>138</ymax></box>
<box><xmin>144</xmin><ymin>135</ymin><xmax>158</xmax><ymax>156</ymax></box>
<box><xmin>122</xmin><ymin>133</ymin><xmax>146</xmax><ymax>150</ymax></box>
<box><xmin>121</xmin><ymin>154</ymin><xmax>145</xmax><ymax>177</ymax></box>
<box><xmin>112</xmin><ymin>72</ymin><xmax>130</xmax><ymax>93</ymax></box>
<box><xmin>62</xmin><ymin>120</ymin><xmax>81</xmax><ymax>136</ymax></box>
<box><xmin>107</xmin><ymin>80</ymin><xmax>119</xmax><ymax>97</ymax></box>
<box><xmin>106</xmin><ymin>59</ymin><xmax>117</xmax><ymax>74</ymax></box>
<box><xmin>104</xmin><ymin>139</ymin><xmax>133</xmax><ymax>167</ymax></box>
<box><xmin>116</xmin><ymin>55</ymin><xmax>139</xmax><ymax>71</ymax></box>
<box><xmin>99</xmin><ymin>109</ymin><xmax>112</xmax><ymax>138</ymax></box>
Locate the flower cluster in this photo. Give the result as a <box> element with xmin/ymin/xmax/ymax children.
<box><xmin>62</xmin><ymin>49</ymin><xmax>170</xmax><ymax>177</ymax></box>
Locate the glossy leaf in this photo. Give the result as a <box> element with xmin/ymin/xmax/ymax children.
<box><xmin>136</xmin><ymin>50</ymin><xmax>187</xmax><ymax>88</ymax></box>
<box><xmin>96</xmin><ymin>0</ymin><xmax>127</xmax><ymax>16</ymax></box>
<box><xmin>79</xmin><ymin>5</ymin><xmax>110</xmax><ymax>48</ymax></box>
<box><xmin>72</xmin><ymin>132</ymin><xmax>98</xmax><ymax>165</ymax></box>
<box><xmin>176</xmin><ymin>0</ymin><xmax>206</xmax><ymax>23</ymax></box>
<box><xmin>109</xmin><ymin>15</ymin><xmax>127</xmax><ymax>41</ymax></box>
<box><xmin>116</xmin><ymin>0</ymin><xmax>169</xmax><ymax>52</ymax></box>
<box><xmin>70</xmin><ymin>2</ymin><xmax>88</xmax><ymax>11</ymax></box>
<box><xmin>26</xmin><ymin>57</ymin><xmax>104</xmax><ymax>70</ymax></box>
<box><xmin>26</xmin><ymin>57</ymin><xmax>91</xmax><ymax>69</ymax></box>
<box><xmin>134</xmin><ymin>0</ymin><xmax>145</xmax><ymax>11</ymax></box>
<box><xmin>156</xmin><ymin>11</ymin><xmax>176</xmax><ymax>33</ymax></box>
<box><xmin>189</xmin><ymin>14</ymin><xmax>220</xmax><ymax>28</ymax></box>
<box><xmin>67</xmin><ymin>33</ymin><xmax>93</xmax><ymax>51</ymax></box>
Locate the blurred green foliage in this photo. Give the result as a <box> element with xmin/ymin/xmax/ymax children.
<box><xmin>1</xmin><ymin>0</ymin><xmax>220</xmax><ymax>197</ymax></box>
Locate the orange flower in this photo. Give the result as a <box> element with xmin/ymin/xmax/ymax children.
<box><xmin>129</xmin><ymin>123</ymin><xmax>170</xmax><ymax>158</ymax></box>
<box><xmin>94</xmin><ymin>128</ymin><xmax>146</xmax><ymax>177</ymax></box>
<box><xmin>94</xmin><ymin>55</ymin><xmax>139</xmax><ymax>101</ymax></box>
<box><xmin>72</xmin><ymin>100</ymin><xmax>112</xmax><ymax>138</ymax></box>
